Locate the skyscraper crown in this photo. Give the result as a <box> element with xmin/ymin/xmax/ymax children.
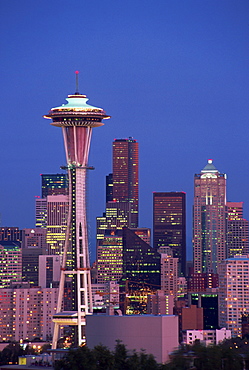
<box><xmin>201</xmin><ymin>159</ymin><xmax>218</xmax><ymax>173</ymax></box>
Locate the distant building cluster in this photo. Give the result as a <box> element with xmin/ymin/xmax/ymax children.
<box><xmin>1</xmin><ymin>90</ymin><xmax>249</xmax><ymax>363</ymax></box>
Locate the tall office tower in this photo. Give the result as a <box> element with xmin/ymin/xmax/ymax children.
<box><xmin>41</xmin><ymin>173</ymin><xmax>68</xmax><ymax>198</ymax></box>
<box><xmin>97</xmin><ymin>230</ymin><xmax>123</xmax><ymax>284</ymax></box>
<box><xmin>193</xmin><ymin>160</ymin><xmax>227</xmax><ymax>274</ymax></box>
<box><xmin>106</xmin><ymin>173</ymin><xmax>113</xmax><ymax>202</ymax></box>
<box><xmin>122</xmin><ymin>227</ymin><xmax>161</xmax><ymax>314</ymax></box>
<box><xmin>96</xmin><ymin>201</ymin><xmax>130</xmax><ymax>258</ymax></box>
<box><xmin>0</xmin><ymin>241</ymin><xmax>22</xmax><ymax>287</ymax></box>
<box><xmin>218</xmin><ymin>255</ymin><xmax>249</xmax><ymax>337</ymax></box>
<box><xmin>122</xmin><ymin>227</ymin><xmax>161</xmax><ymax>286</ymax></box>
<box><xmin>158</xmin><ymin>247</ymin><xmax>178</xmax><ymax>299</ymax></box>
<box><xmin>153</xmin><ymin>192</ymin><xmax>186</xmax><ymax>276</ymax></box>
<box><xmin>35</xmin><ymin>198</ymin><xmax>47</xmax><ymax>229</ymax></box>
<box><xmin>22</xmin><ymin>228</ymin><xmax>47</xmax><ymax>286</ymax></box>
<box><xmin>44</xmin><ymin>79</ymin><xmax>110</xmax><ymax>348</ymax></box>
<box><xmin>46</xmin><ymin>195</ymin><xmax>69</xmax><ymax>255</ymax></box>
<box><xmin>96</xmin><ymin>202</ymin><xmax>130</xmax><ymax>285</ymax></box>
<box><xmin>113</xmin><ymin>138</ymin><xmax>139</xmax><ymax>228</ymax></box>
<box><xmin>35</xmin><ymin>194</ymin><xmax>69</xmax><ymax>255</ymax></box>
<box><xmin>227</xmin><ymin>202</ymin><xmax>249</xmax><ymax>257</ymax></box>
<box><xmin>97</xmin><ymin>201</ymin><xmax>131</xmax><ymax>241</ymax></box>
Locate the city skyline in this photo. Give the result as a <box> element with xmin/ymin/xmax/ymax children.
<box><xmin>1</xmin><ymin>1</ymin><xmax>249</xmax><ymax>262</ymax></box>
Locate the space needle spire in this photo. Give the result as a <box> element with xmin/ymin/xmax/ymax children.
<box><xmin>44</xmin><ymin>73</ymin><xmax>110</xmax><ymax>348</ymax></box>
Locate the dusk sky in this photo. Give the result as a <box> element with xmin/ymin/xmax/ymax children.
<box><xmin>1</xmin><ymin>1</ymin><xmax>249</xmax><ymax>261</ymax></box>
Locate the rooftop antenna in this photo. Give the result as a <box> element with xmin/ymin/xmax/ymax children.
<box><xmin>75</xmin><ymin>70</ymin><xmax>80</xmax><ymax>94</ymax></box>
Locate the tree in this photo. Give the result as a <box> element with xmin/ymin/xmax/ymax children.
<box><xmin>0</xmin><ymin>343</ymin><xmax>25</xmax><ymax>365</ymax></box>
<box><xmin>92</xmin><ymin>344</ymin><xmax>114</xmax><ymax>369</ymax></box>
<box><xmin>54</xmin><ymin>346</ymin><xmax>96</xmax><ymax>370</ymax></box>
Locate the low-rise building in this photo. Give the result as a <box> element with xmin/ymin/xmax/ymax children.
<box><xmin>86</xmin><ymin>314</ymin><xmax>179</xmax><ymax>363</ymax></box>
<box><xmin>182</xmin><ymin>328</ymin><xmax>231</xmax><ymax>345</ymax></box>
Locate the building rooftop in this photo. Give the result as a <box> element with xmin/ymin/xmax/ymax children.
<box><xmin>201</xmin><ymin>159</ymin><xmax>218</xmax><ymax>173</ymax></box>
<box><xmin>225</xmin><ymin>254</ymin><xmax>249</xmax><ymax>261</ymax></box>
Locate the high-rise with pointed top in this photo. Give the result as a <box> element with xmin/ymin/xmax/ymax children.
<box><xmin>44</xmin><ymin>75</ymin><xmax>110</xmax><ymax>348</ymax></box>
<box><xmin>193</xmin><ymin>159</ymin><xmax>226</xmax><ymax>274</ymax></box>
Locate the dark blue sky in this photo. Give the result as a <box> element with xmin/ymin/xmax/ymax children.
<box><xmin>1</xmin><ymin>1</ymin><xmax>249</xmax><ymax>261</ymax></box>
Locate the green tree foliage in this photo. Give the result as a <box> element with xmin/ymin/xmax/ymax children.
<box><xmin>54</xmin><ymin>341</ymin><xmax>160</xmax><ymax>370</ymax></box>
<box><xmin>53</xmin><ymin>338</ymin><xmax>249</xmax><ymax>370</ymax></box>
<box><xmin>92</xmin><ymin>344</ymin><xmax>114</xmax><ymax>370</ymax></box>
<box><xmin>0</xmin><ymin>342</ymin><xmax>25</xmax><ymax>365</ymax></box>
<box><xmin>1</xmin><ymin>337</ymin><xmax>246</xmax><ymax>369</ymax></box>
<box><xmin>163</xmin><ymin>339</ymin><xmax>248</xmax><ymax>370</ymax></box>
<box><xmin>54</xmin><ymin>346</ymin><xmax>96</xmax><ymax>370</ymax></box>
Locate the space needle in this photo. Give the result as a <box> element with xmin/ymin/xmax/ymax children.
<box><xmin>44</xmin><ymin>72</ymin><xmax>110</xmax><ymax>348</ymax></box>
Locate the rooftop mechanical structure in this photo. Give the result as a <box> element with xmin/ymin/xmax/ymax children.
<box><xmin>44</xmin><ymin>75</ymin><xmax>110</xmax><ymax>348</ymax></box>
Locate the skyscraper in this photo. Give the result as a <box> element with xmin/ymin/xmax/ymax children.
<box><xmin>96</xmin><ymin>201</ymin><xmax>131</xmax><ymax>283</ymax></box>
<box><xmin>41</xmin><ymin>173</ymin><xmax>68</xmax><ymax>198</ymax></box>
<box><xmin>46</xmin><ymin>194</ymin><xmax>69</xmax><ymax>255</ymax></box>
<box><xmin>153</xmin><ymin>192</ymin><xmax>186</xmax><ymax>276</ymax></box>
<box><xmin>122</xmin><ymin>227</ymin><xmax>161</xmax><ymax>314</ymax></box>
<box><xmin>96</xmin><ymin>201</ymin><xmax>131</xmax><ymax>242</ymax></box>
<box><xmin>113</xmin><ymin>138</ymin><xmax>139</xmax><ymax>228</ymax></box>
<box><xmin>158</xmin><ymin>247</ymin><xmax>178</xmax><ymax>299</ymax></box>
<box><xmin>0</xmin><ymin>241</ymin><xmax>22</xmax><ymax>288</ymax></box>
<box><xmin>35</xmin><ymin>198</ymin><xmax>47</xmax><ymax>229</ymax></box>
<box><xmin>226</xmin><ymin>202</ymin><xmax>249</xmax><ymax>257</ymax></box>
<box><xmin>22</xmin><ymin>228</ymin><xmax>47</xmax><ymax>286</ymax></box>
<box><xmin>106</xmin><ymin>173</ymin><xmax>113</xmax><ymax>202</ymax></box>
<box><xmin>36</xmin><ymin>174</ymin><xmax>69</xmax><ymax>255</ymax></box>
<box><xmin>218</xmin><ymin>255</ymin><xmax>249</xmax><ymax>337</ymax></box>
<box><xmin>97</xmin><ymin>230</ymin><xmax>123</xmax><ymax>284</ymax></box>
<box><xmin>193</xmin><ymin>160</ymin><xmax>226</xmax><ymax>274</ymax></box>
<box><xmin>44</xmin><ymin>78</ymin><xmax>110</xmax><ymax>348</ymax></box>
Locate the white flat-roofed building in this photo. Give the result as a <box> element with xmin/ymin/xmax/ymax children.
<box><xmin>86</xmin><ymin>314</ymin><xmax>178</xmax><ymax>364</ymax></box>
<box><xmin>183</xmin><ymin>328</ymin><xmax>231</xmax><ymax>345</ymax></box>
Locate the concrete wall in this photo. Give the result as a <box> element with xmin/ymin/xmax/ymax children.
<box><xmin>86</xmin><ymin>314</ymin><xmax>179</xmax><ymax>364</ymax></box>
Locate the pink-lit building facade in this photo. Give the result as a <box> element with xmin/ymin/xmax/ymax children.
<box><xmin>112</xmin><ymin>138</ymin><xmax>139</xmax><ymax>228</ymax></box>
<box><xmin>0</xmin><ymin>287</ymin><xmax>58</xmax><ymax>341</ymax></box>
<box><xmin>227</xmin><ymin>202</ymin><xmax>249</xmax><ymax>257</ymax></box>
<box><xmin>193</xmin><ymin>160</ymin><xmax>226</xmax><ymax>274</ymax></box>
